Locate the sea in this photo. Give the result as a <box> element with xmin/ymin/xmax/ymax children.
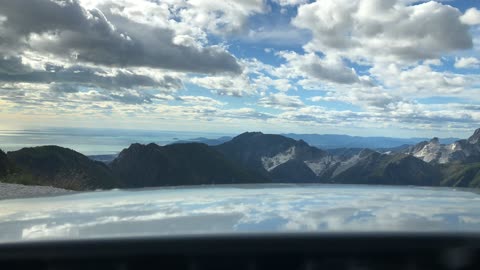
<box><xmin>0</xmin><ymin>128</ymin><xmax>232</xmax><ymax>155</ymax></box>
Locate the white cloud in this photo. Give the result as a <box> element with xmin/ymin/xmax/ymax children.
<box><xmin>369</xmin><ymin>63</ymin><xmax>477</xmax><ymax>98</ymax></box>
<box><xmin>309</xmin><ymin>86</ymin><xmax>402</xmax><ymax>110</ymax></box>
<box><xmin>293</xmin><ymin>0</ymin><xmax>473</xmax><ymax>64</ymax></box>
<box><xmin>0</xmin><ymin>0</ymin><xmax>479</xmax><ymax>135</ymax></box>
<box><xmin>177</xmin><ymin>96</ymin><xmax>226</xmax><ymax>107</ymax></box>
<box><xmin>258</xmin><ymin>93</ymin><xmax>304</xmax><ymax>109</ymax></box>
<box><xmin>275</xmin><ymin>51</ymin><xmax>367</xmax><ymax>85</ymax></box>
<box><xmin>460</xmin><ymin>8</ymin><xmax>480</xmax><ymax>25</ymax></box>
<box><xmin>177</xmin><ymin>0</ymin><xmax>266</xmax><ymax>35</ymax></box>
<box><xmin>189</xmin><ymin>74</ymin><xmax>256</xmax><ymax>97</ymax></box>
<box><xmin>454</xmin><ymin>57</ymin><xmax>480</xmax><ymax>69</ymax></box>
<box><xmin>242</xmin><ymin>27</ymin><xmax>311</xmax><ymax>46</ymax></box>
<box><xmin>272</xmin><ymin>0</ymin><xmax>307</xmax><ymax>6</ymax></box>
<box><xmin>253</xmin><ymin>76</ymin><xmax>294</xmax><ymax>92</ymax></box>
<box><xmin>0</xmin><ymin>0</ymin><xmax>242</xmax><ymax>74</ymax></box>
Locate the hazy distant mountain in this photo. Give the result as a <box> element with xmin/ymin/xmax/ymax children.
<box><xmin>283</xmin><ymin>133</ymin><xmax>459</xmax><ymax>149</ymax></box>
<box><xmin>110</xmin><ymin>142</ymin><xmax>266</xmax><ymax>188</ymax></box>
<box><xmin>5</xmin><ymin>146</ymin><xmax>118</xmax><ymax>190</ymax></box>
<box><xmin>406</xmin><ymin>128</ymin><xmax>480</xmax><ymax>164</ymax></box>
<box><xmin>171</xmin><ymin>136</ymin><xmax>232</xmax><ymax>146</ymax></box>
<box><xmin>88</xmin><ymin>154</ymin><xmax>118</xmax><ymax>163</ymax></box>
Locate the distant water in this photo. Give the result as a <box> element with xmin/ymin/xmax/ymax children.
<box><xmin>0</xmin><ymin>128</ymin><xmax>231</xmax><ymax>155</ymax></box>
<box><xmin>0</xmin><ymin>184</ymin><xmax>479</xmax><ymax>242</ymax></box>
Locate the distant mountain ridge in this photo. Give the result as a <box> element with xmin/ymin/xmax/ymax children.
<box><xmin>283</xmin><ymin>133</ymin><xmax>460</xmax><ymax>149</ymax></box>
<box><xmin>1</xmin><ymin>129</ymin><xmax>480</xmax><ymax>190</ymax></box>
<box><xmin>171</xmin><ymin>136</ymin><xmax>232</xmax><ymax>146</ymax></box>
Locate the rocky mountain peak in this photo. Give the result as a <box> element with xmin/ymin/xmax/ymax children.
<box><xmin>429</xmin><ymin>137</ymin><xmax>440</xmax><ymax>144</ymax></box>
<box><xmin>468</xmin><ymin>128</ymin><xmax>480</xmax><ymax>144</ymax></box>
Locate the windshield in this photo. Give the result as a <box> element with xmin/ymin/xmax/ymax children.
<box><xmin>0</xmin><ymin>0</ymin><xmax>480</xmax><ymax>242</ymax></box>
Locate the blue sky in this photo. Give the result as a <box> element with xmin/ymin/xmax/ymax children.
<box><xmin>0</xmin><ymin>0</ymin><xmax>479</xmax><ymax>138</ymax></box>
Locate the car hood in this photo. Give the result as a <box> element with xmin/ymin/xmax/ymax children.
<box><xmin>1</xmin><ymin>184</ymin><xmax>480</xmax><ymax>243</ymax></box>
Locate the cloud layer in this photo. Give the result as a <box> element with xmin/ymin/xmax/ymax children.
<box><xmin>0</xmin><ymin>0</ymin><xmax>479</xmax><ymax>136</ymax></box>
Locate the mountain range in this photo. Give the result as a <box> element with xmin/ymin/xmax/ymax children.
<box><xmin>406</xmin><ymin>130</ymin><xmax>480</xmax><ymax>164</ymax></box>
<box><xmin>1</xmin><ymin>128</ymin><xmax>480</xmax><ymax>190</ymax></box>
<box><xmin>282</xmin><ymin>133</ymin><xmax>460</xmax><ymax>149</ymax></box>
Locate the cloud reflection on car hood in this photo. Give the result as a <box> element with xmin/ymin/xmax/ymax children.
<box><xmin>0</xmin><ymin>184</ymin><xmax>479</xmax><ymax>242</ymax></box>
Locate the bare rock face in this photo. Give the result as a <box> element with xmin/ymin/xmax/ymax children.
<box><xmin>468</xmin><ymin>128</ymin><xmax>480</xmax><ymax>144</ymax></box>
<box><xmin>406</xmin><ymin>129</ymin><xmax>480</xmax><ymax>164</ymax></box>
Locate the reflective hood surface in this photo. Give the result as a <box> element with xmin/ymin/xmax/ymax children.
<box><xmin>1</xmin><ymin>184</ymin><xmax>479</xmax><ymax>243</ymax></box>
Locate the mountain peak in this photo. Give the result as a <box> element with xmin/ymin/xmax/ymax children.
<box><xmin>232</xmin><ymin>132</ymin><xmax>264</xmax><ymax>140</ymax></box>
<box><xmin>468</xmin><ymin>128</ymin><xmax>480</xmax><ymax>144</ymax></box>
<box><xmin>429</xmin><ymin>137</ymin><xmax>440</xmax><ymax>144</ymax></box>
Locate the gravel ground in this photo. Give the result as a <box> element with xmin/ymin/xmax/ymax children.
<box><xmin>0</xmin><ymin>182</ymin><xmax>74</xmax><ymax>200</ymax></box>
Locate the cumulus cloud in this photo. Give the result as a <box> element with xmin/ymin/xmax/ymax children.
<box><xmin>258</xmin><ymin>93</ymin><xmax>304</xmax><ymax>109</ymax></box>
<box><xmin>176</xmin><ymin>96</ymin><xmax>226</xmax><ymax>107</ymax></box>
<box><xmin>253</xmin><ymin>76</ymin><xmax>294</xmax><ymax>93</ymax></box>
<box><xmin>0</xmin><ymin>61</ymin><xmax>181</xmax><ymax>92</ymax></box>
<box><xmin>309</xmin><ymin>86</ymin><xmax>402</xmax><ymax>110</ymax></box>
<box><xmin>460</xmin><ymin>8</ymin><xmax>480</xmax><ymax>25</ymax></box>
<box><xmin>455</xmin><ymin>57</ymin><xmax>480</xmax><ymax>69</ymax></box>
<box><xmin>277</xmin><ymin>103</ymin><xmax>480</xmax><ymax>131</ymax></box>
<box><xmin>275</xmin><ymin>51</ymin><xmax>368</xmax><ymax>85</ymax></box>
<box><xmin>272</xmin><ymin>0</ymin><xmax>307</xmax><ymax>6</ymax></box>
<box><xmin>369</xmin><ymin>63</ymin><xmax>477</xmax><ymax>98</ymax></box>
<box><xmin>293</xmin><ymin>0</ymin><xmax>473</xmax><ymax>64</ymax></box>
<box><xmin>177</xmin><ymin>0</ymin><xmax>266</xmax><ymax>35</ymax></box>
<box><xmin>189</xmin><ymin>75</ymin><xmax>256</xmax><ymax>97</ymax></box>
<box><xmin>0</xmin><ymin>0</ymin><xmax>479</xmax><ymax>135</ymax></box>
<box><xmin>0</xmin><ymin>0</ymin><xmax>241</xmax><ymax>74</ymax></box>
<box><xmin>0</xmin><ymin>54</ymin><xmax>184</xmax><ymax>104</ymax></box>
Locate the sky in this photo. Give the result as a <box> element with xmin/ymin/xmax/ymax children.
<box><xmin>0</xmin><ymin>0</ymin><xmax>479</xmax><ymax>138</ymax></box>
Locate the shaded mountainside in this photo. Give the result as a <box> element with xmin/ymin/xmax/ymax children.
<box><xmin>269</xmin><ymin>159</ymin><xmax>318</xmax><ymax>182</ymax></box>
<box><xmin>5</xmin><ymin>146</ymin><xmax>118</xmax><ymax>190</ymax></box>
<box><xmin>0</xmin><ymin>149</ymin><xmax>14</xmax><ymax>178</ymax></box>
<box><xmin>111</xmin><ymin>142</ymin><xmax>267</xmax><ymax>188</ymax></box>
<box><xmin>215</xmin><ymin>132</ymin><xmax>331</xmax><ymax>181</ymax></box>
<box><xmin>439</xmin><ymin>162</ymin><xmax>480</xmax><ymax>188</ymax></box>
<box><xmin>330</xmin><ymin>151</ymin><xmax>441</xmax><ymax>186</ymax></box>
